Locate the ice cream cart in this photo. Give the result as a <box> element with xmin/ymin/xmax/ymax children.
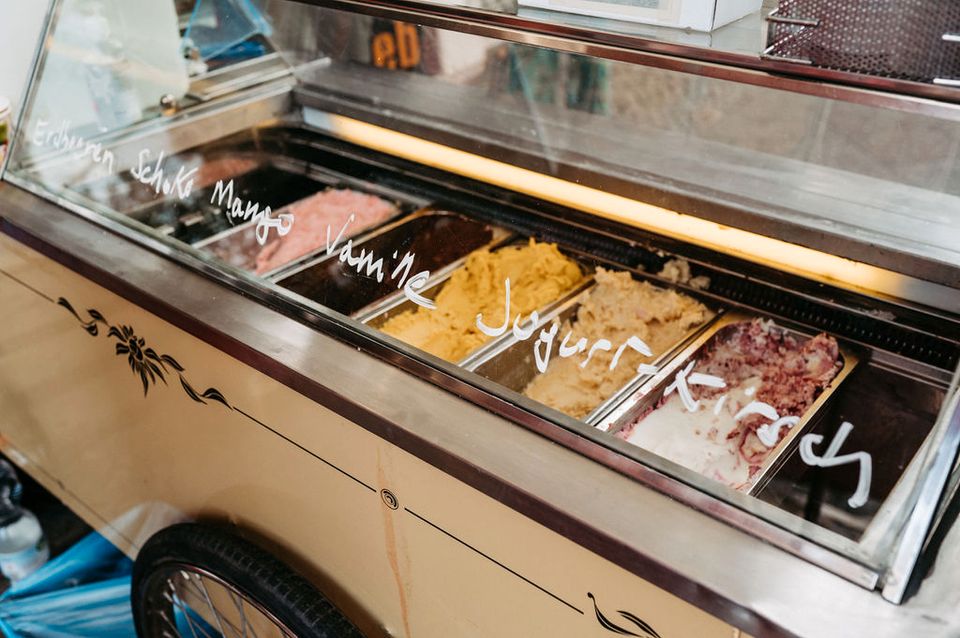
<box><xmin>1</xmin><ymin>0</ymin><xmax>960</xmax><ymax>636</ymax></box>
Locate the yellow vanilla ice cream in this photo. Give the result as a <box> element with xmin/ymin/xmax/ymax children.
<box><xmin>523</xmin><ymin>268</ymin><xmax>713</xmax><ymax>419</ymax></box>
<box><xmin>380</xmin><ymin>239</ymin><xmax>584</xmax><ymax>363</ymax></box>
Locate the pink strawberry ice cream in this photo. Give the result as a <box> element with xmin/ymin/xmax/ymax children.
<box><xmin>254</xmin><ymin>188</ymin><xmax>399</xmax><ymax>274</ymax></box>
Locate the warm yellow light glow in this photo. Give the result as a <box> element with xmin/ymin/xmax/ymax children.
<box><xmin>315</xmin><ymin>114</ymin><xmax>958</xmax><ymax>312</ymax></box>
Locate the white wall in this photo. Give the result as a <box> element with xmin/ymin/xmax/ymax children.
<box><xmin>0</xmin><ymin>1</ymin><xmax>52</xmax><ymax>119</ymax></box>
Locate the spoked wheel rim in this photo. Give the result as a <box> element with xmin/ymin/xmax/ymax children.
<box><xmin>142</xmin><ymin>562</ymin><xmax>298</xmax><ymax>638</ymax></box>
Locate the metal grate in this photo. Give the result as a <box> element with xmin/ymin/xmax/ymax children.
<box><xmin>766</xmin><ymin>1</ymin><xmax>960</xmax><ymax>84</ymax></box>
<box><xmin>703</xmin><ymin>269</ymin><xmax>960</xmax><ymax>370</ymax></box>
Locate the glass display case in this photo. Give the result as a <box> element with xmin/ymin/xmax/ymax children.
<box><xmin>2</xmin><ymin>0</ymin><xmax>960</xmax><ymax>635</ymax></box>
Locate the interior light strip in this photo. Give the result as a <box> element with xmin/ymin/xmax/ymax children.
<box><xmin>310</xmin><ymin>112</ymin><xmax>958</xmax><ymax>314</ymax></box>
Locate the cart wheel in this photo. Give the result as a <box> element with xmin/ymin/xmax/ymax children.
<box><xmin>132</xmin><ymin>523</ymin><xmax>364</xmax><ymax>638</ymax></box>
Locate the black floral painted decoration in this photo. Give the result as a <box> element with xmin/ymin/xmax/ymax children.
<box><xmin>587</xmin><ymin>593</ymin><xmax>661</xmax><ymax>638</ymax></box>
<box><xmin>58</xmin><ymin>297</ymin><xmax>231</xmax><ymax>407</ymax></box>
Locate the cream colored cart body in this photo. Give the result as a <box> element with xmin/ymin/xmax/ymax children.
<box><xmin>2</xmin><ymin>1</ymin><xmax>960</xmax><ymax>637</ymax></box>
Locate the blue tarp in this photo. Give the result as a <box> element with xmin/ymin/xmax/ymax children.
<box><xmin>0</xmin><ymin>532</ymin><xmax>136</xmax><ymax>638</ymax></box>
<box><xmin>184</xmin><ymin>0</ymin><xmax>273</xmax><ymax>61</ymax></box>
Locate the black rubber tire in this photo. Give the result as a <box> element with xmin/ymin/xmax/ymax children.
<box><xmin>132</xmin><ymin>522</ymin><xmax>365</xmax><ymax>638</ymax></box>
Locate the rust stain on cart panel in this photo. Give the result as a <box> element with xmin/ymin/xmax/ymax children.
<box><xmin>378</xmin><ymin>451</ymin><xmax>413</xmax><ymax>638</ymax></box>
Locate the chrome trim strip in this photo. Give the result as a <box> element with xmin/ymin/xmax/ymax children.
<box><xmin>760</xmin><ymin>49</ymin><xmax>814</xmax><ymax>65</ymax></box>
<box><xmin>765</xmin><ymin>8</ymin><xmax>819</xmax><ymax>27</ymax></box>
<box><xmin>882</xmin><ymin>383</ymin><xmax>960</xmax><ymax>603</ymax></box>
<box><xmin>186</xmin><ymin>52</ymin><xmax>292</xmax><ymax>102</ymax></box>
